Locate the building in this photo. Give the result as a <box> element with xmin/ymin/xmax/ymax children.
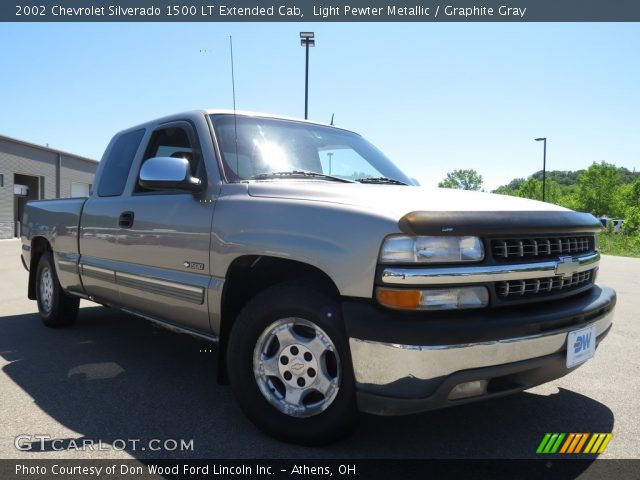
<box><xmin>0</xmin><ymin>134</ymin><xmax>98</xmax><ymax>239</ymax></box>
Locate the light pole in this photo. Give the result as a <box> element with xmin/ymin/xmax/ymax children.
<box><xmin>300</xmin><ymin>32</ymin><xmax>315</xmax><ymax>120</ymax></box>
<box><xmin>327</xmin><ymin>152</ymin><xmax>333</xmax><ymax>174</ymax></box>
<box><xmin>535</xmin><ymin>137</ymin><xmax>547</xmax><ymax>202</ymax></box>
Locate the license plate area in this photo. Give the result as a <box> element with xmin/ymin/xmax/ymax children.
<box><xmin>566</xmin><ymin>324</ymin><xmax>597</xmax><ymax>368</ymax></box>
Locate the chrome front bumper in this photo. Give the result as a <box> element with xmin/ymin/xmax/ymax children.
<box><xmin>348</xmin><ymin>290</ymin><xmax>614</xmax><ymax>416</ymax></box>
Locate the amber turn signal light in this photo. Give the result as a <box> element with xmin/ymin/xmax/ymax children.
<box><xmin>376</xmin><ymin>288</ymin><xmax>422</xmax><ymax>310</ymax></box>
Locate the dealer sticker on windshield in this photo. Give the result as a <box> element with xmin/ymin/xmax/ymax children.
<box><xmin>566</xmin><ymin>324</ymin><xmax>597</xmax><ymax>369</ymax></box>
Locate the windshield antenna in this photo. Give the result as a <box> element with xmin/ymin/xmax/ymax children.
<box><xmin>229</xmin><ymin>35</ymin><xmax>239</xmax><ymax>176</ymax></box>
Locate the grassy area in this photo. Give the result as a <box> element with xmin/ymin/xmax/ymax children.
<box><xmin>598</xmin><ymin>232</ymin><xmax>640</xmax><ymax>258</ymax></box>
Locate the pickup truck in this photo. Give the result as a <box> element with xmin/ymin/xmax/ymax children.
<box><xmin>21</xmin><ymin>110</ymin><xmax>615</xmax><ymax>445</ymax></box>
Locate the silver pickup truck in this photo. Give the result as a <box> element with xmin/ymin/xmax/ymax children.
<box><xmin>21</xmin><ymin>110</ymin><xmax>615</xmax><ymax>444</ymax></box>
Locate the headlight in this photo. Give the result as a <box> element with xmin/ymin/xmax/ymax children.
<box><xmin>380</xmin><ymin>235</ymin><xmax>484</xmax><ymax>263</ymax></box>
<box><xmin>376</xmin><ymin>286</ymin><xmax>489</xmax><ymax>311</ymax></box>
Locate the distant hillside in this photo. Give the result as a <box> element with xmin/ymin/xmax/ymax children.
<box><xmin>529</xmin><ymin>170</ymin><xmax>583</xmax><ymax>186</ymax></box>
<box><xmin>491</xmin><ymin>162</ymin><xmax>640</xmax><ymax>234</ymax></box>
<box><xmin>495</xmin><ymin>167</ymin><xmax>638</xmax><ymax>192</ymax></box>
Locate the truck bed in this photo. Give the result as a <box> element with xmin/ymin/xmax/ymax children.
<box><xmin>21</xmin><ymin>198</ymin><xmax>87</xmax><ymax>292</ymax></box>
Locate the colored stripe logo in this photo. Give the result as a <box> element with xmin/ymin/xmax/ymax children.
<box><xmin>537</xmin><ymin>433</ymin><xmax>612</xmax><ymax>454</ymax></box>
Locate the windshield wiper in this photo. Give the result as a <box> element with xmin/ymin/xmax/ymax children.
<box><xmin>250</xmin><ymin>170</ymin><xmax>355</xmax><ymax>183</ymax></box>
<box><xmin>354</xmin><ymin>176</ymin><xmax>408</xmax><ymax>185</ymax></box>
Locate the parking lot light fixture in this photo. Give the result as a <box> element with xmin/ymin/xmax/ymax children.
<box><xmin>535</xmin><ymin>137</ymin><xmax>547</xmax><ymax>202</ymax></box>
<box><xmin>300</xmin><ymin>32</ymin><xmax>315</xmax><ymax>120</ymax></box>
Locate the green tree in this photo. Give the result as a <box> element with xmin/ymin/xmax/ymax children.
<box><xmin>557</xmin><ymin>187</ymin><xmax>582</xmax><ymax>211</ymax></box>
<box><xmin>612</xmin><ymin>183</ymin><xmax>633</xmax><ymax>218</ymax></box>
<box><xmin>617</xmin><ymin>167</ymin><xmax>640</xmax><ymax>185</ymax></box>
<box><xmin>494</xmin><ymin>178</ymin><xmax>525</xmax><ymax>196</ymax></box>
<box><xmin>438</xmin><ymin>169</ymin><xmax>483</xmax><ymax>191</ymax></box>
<box><xmin>578</xmin><ymin>162</ymin><xmax>621</xmax><ymax>216</ymax></box>
<box><xmin>622</xmin><ymin>206</ymin><xmax>640</xmax><ymax>235</ymax></box>
<box><xmin>616</xmin><ymin>177</ymin><xmax>640</xmax><ymax>209</ymax></box>
<box><xmin>512</xmin><ymin>178</ymin><xmax>562</xmax><ymax>204</ymax></box>
<box><xmin>531</xmin><ymin>170</ymin><xmax>583</xmax><ymax>187</ymax></box>
<box><xmin>516</xmin><ymin>178</ymin><xmax>542</xmax><ymax>199</ymax></box>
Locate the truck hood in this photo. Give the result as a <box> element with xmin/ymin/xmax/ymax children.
<box><xmin>247</xmin><ymin>182</ymin><xmax>567</xmax><ymax>214</ymax></box>
<box><xmin>247</xmin><ymin>182</ymin><xmax>602</xmax><ymax>235</ymax></box>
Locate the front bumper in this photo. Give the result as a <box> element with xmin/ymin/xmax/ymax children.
<box><xmin>343</xmin><ymin>285</ymin><xmax>615</xmax><ymax>416</ymax></box>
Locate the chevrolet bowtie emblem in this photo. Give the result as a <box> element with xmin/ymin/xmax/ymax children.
<box><xmin>555</xmin><ymin>256</ymin><xmax>580</xmax><ymax>279</ymax></box>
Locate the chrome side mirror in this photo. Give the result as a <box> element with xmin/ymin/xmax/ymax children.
<box><xmin>138</xmin><ymin>157</ymin><xmax>202</xmax><ymax>192</ymax></box>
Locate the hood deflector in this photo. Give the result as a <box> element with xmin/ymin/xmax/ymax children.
<box><xmin>399</xmin><ymin>211</ymin><xmax>603</xmax><ymax>236</ymax></box>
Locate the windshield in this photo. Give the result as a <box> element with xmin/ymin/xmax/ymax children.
<box><xmin>210</xmin><ymin>114</ymin><xmax>412</xmax><ymax>184</ymax></box>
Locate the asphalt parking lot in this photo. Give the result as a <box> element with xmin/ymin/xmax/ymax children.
<box><xmin>0</xmin><ymin>238</ymin><xmax>638</xmax><ymax>460</ymax></box>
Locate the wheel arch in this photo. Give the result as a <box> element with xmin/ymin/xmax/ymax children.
<box><xmin>216</xmin><ymin>255</ymin><xmax>341</xmax><ymax>383</ymax></box>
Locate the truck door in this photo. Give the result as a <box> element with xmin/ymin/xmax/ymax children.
<box><xmin>112</xmin><ymin>121</ymin><xmax>215</xmax><ymax>333</ymax></box>
<box><xmin>80</xmin><ymin>128</ymin><xmax>146</xmax><ymax>305</ymax></box>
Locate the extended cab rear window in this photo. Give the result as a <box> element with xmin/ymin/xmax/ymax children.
<box><xmin>97</xmin><ymin>129</ymin><xmax>145</xmax><ymax>197</ymax></box>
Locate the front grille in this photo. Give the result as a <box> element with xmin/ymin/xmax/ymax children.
<box><xmin>496</xmin><ymin>269</ymin><xmax>594</xmax><ymax>299</ymax></box>
<box><xmin>492</xmin><ymin>235</ymin><xmax>593</xmax><ymax>261</ymax></box>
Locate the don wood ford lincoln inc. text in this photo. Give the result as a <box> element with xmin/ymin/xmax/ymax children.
<box><xmin>15</xmin><ymin>463</ymin><xmax>356</xmax><ymax>476</ymax></box>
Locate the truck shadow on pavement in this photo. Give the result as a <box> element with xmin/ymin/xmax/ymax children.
<box><xmin>0</xmin><ymin>306</ymin><xmax>614</xmax><ymax>459</ymax></box>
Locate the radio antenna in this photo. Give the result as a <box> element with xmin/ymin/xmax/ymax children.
<box><xmin>229</xmin><ymin>36</ymin><xmax>239</xmax><ymax>177</ymax></box>
<box><xmin>330</xmin><ymin>113</ymin><xmax>334</xmax><ymax>126</ymax></box>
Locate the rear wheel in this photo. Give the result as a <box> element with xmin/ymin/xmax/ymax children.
<box><xmin>227</xmin><ymin>284</ymin><xmax>358</xmax><ymax>445</ymax></box>
<box><xmin>35</xmin><ymin>251</ymin><xmax>79</xmax><ymax>327</ymax></box>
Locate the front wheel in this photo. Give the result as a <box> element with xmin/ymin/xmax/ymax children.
<box><xmin>35</xmin><ymin>251</ymin><xmax>79</xmax><ymax>327</ymax></box>
<box><xmin>226</xmin><ymin>284</ymin><xmax>358</xmax><ymax>445</ymax></box>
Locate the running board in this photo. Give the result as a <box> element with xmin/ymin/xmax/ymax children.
<box><xmin>121</xmin><ymin>308</ymin><xmax>218</xmax><ymax>343</ymax></box>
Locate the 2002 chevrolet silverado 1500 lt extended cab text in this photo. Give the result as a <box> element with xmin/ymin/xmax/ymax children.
<box><xmin>21</xmin><ymin>110</ymin><xmax>615</xmax><ymax>444</ymax></box>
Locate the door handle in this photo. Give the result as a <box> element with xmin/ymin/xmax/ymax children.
<box><xmin>118</xmin><ymin>211</ymin><xmax>134</xmax><ymax>228</ymax></box>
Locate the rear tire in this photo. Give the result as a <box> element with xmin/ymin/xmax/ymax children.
<box><xmin>227</xmin><ymin>284</ymin><xmax>358</xmax><ymax>445</ymax></box>
<box><xmin>35</xmin><ymin>251</ymin><xmax>79</xmax><ymax>328</ymax></box>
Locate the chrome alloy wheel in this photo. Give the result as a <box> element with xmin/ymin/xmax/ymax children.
<box><xmin>39</xmin><ymin>266</ymin><xmax>54</xmax><ymax>313</ymax></box>
<box><xmin>253</xmin><ymin>318</ymin><xmax>341</xmax><ymax>418</ymax></box>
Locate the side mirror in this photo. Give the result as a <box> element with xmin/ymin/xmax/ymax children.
<box><xmin>138</xmin><ymin>156</ymin><xmax>203</xmax><ymax>192</ymax></box>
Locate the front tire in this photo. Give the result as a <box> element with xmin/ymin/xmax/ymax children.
<box><xmin>35</xmin><ymin>251</ymin><xmax>79</xmax><ymax>328</ymax></box>
<box><xmin>226</xmin><ymin>284</ymin><xmax>358</xmax><ymax>445</ymax></box>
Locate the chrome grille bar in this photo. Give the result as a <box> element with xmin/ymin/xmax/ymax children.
<box><xmin>380</xmin><ymin>252</ymin><xmax>599</xmax><ymax>285</ymax></box>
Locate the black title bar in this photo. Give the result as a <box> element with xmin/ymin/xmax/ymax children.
<box><xmin>3</xmin><ymin>1</ymin><xmax>640</xmax><ymax>22</ymax></box>
<box><xmin>3</xmin><ymin>459</ymin><xmax>640</xmax><ymax>480</ymax></box>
